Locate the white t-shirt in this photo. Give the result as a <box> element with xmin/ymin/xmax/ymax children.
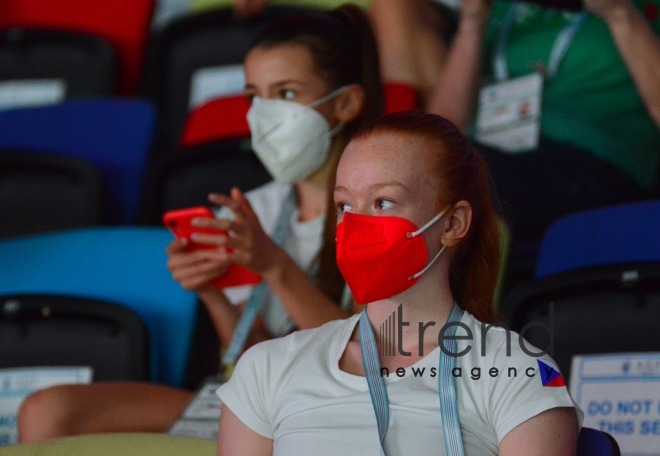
<box><xmin>218</xmin><ymin>181</ymin><xmax>324</xmax><ymax>337</ymax></box>
<box><xmin>217</xmin><ymin>311</ymin><xmax>583</xmax><ymax>455</ymax></box>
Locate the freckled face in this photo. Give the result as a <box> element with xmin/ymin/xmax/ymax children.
<box><xmin>334</xmin><ymin>132</ymin><xmax>442</xmax><ymax>228</ymax></box>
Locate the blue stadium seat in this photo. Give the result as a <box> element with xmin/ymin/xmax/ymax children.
<box><xmin>577</xmin><ymin>427</ymin><xmax>620</xmax><ymax>455</ymax></box>
<box><xmin>0</xmin><ymin>227</ymin><xmax>198</xmax><ymax>387</ymax></box>
<box><xmin>501</xmin><ymin>200</ymin><xmax>660</xmax><ymax>378</ymax></box>
<box><xmin>0</xmin><ymin>99</ymin><xmax>156</xmax><ymax>224</ymax></box>
<box><xmin>535</xmin><ymin>200</ymin><xmax>660</xmax><ymax>279</ymax></box>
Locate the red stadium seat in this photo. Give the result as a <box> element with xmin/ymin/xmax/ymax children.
<box><xmin>180</xmin><ymin>95</ymin><xmax>251</xmax><ymax>148</ymax></box>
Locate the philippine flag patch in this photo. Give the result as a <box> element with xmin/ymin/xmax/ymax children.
<box><xmin>537</xmin><ymin>360</ymin><xmax>566</xmax><ymax>387</ymax></box>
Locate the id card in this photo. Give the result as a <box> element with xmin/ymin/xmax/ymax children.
<box><xmin>168</xmin><ymin>376</ymin><xmax>223</xmax><ymax>440</ymax></box>
<box><xmin>475</xmin><ymin>73</ymin><xmax>543</xmax><ymax>153</ymax></box>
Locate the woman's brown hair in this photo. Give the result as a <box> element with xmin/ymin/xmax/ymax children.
<box><xmin>249</xmin><ymin>5</ymin><xmax>385</xmax><ymax>304</ymax></box>
<box><xmin>352</xmin><ymin>111</ymin><xmax>501</xmax><ymax>322</ymax></box>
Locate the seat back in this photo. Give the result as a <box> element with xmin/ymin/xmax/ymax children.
<box><xmin>0</xmin><ymin>152</ymin><xmax>102</xmax><ymax>239</ymax></box>
<box><xmin>577</xmin><ymin>427</ymin><xmax>621</xmax><ymax>456</ymax></box>
<box><xmin>2</xmin><ymin>0</ymin><xmax>155</xmax><ymax>94</ymax></box>
<box><xmin>0</xmin><ymin>227</ymin><xmax>198</xmax><ymax>387</ymax></box>
<box><xmin>535</xmin><ymin>200</ymin><xmax>660</xmax><ymax>279</ymax></box>
<box><xmin>140</xmin><ymin>95</ymin><xmax>270</xmax><ymax>224</ymax></box>
<box><xmin>0</xmin><ymin>28</ymin><xmax>117</xmax><ymax>110</ymax></box>
<box><xmin>0</xmin><ymin>294</ymin><xmax>149</xmax><ymax>381</ymax></box>
<box><xmin>0</xmin><ymin>99</ymin><xmax>157</xmax><ymax>224</ymax></box>
<box><xmin>146</xmin><ymin>6</ymin><xmax>309</xmax><ymax>152</ymax></box>
<box><xmin>502</xmin><ymin>200</ymin><xmax>660</xmax><ymax>378</ymax></box>
<box><xmin>141</xmin><ymin>142</ymin><xmax>271</xmax><ymax>224</ymax></box>
<box><xmin>501</xmin><ymin>262</ymin><xmax>660</xmax><ymax>379</ymax></box>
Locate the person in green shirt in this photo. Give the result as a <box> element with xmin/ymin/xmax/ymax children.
<box><xmin>373</xmin><ymin>0</ymin><xmax>660</xmax><ymax>282</ymax></box>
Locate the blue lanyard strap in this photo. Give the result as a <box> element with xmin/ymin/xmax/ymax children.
<box><xmin>493</xmin><ymin>4</ymin><xmax>588</xmax><ymax>82</ymax></box>
<box><xmin>222</xmin><ymin>188</ymin><xmax>297</xmax><ymax>376</ymax></box>
<box><xmin>439</xmin><ymin>304</ymin><xmax>465</xmax><ymax>456</ymax></box>
<box><xmin>359</xmin><ymin>303</ymin><xmax>465</xmax><ymax>455</ymax></box>
<box><xmin>359</xmin><ymin>310</ymin><xmax>390</xmax><ymax>447</ymax></box>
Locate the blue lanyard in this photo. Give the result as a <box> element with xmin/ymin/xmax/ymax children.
<box><xmin>359</xmin><ymin>303</ymin><xmax>465</xmax><ymax>455</ymax></box>
<box><xmin>493</xmin><ymin>4</ymin><xmax>588</xmax><ymax>82</ymax></box>
<box><xmin>222</xmin><ymin>187</ymin><xmax>297</xmax><ymax>375</ymax></box>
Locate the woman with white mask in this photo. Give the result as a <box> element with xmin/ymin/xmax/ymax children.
<box><xmin>17</xmin><ymin>5</ymin><xmax>384</xmax><ymax>442</ymax></box>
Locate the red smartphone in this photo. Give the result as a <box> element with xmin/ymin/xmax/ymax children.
<box><xmin>163</xmin><ymin>206</ymin><xmax>262</xmax><ymax>288</ymax></box>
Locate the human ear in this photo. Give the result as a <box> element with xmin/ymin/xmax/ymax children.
<box><xmin>333</xmin><ymin>84</ymin><xmax>365</xmax><ymax>123</ymax></box>
<box><xmin>441</xmin><ymin>201</ymin><xmax>472</xmax><ymax>248</ymax></box>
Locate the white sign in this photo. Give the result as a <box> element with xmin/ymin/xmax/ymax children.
<box><xmin>570</xmin><ymin>353</ymin><xmax>660</xmax><ymax>455</ymax></box>
<box><xmin>0</xmin><ymin>367</ymin><xmax>92</xmax><ymax>446</ymax></box>
<box><xmin>0</xmin><ymin>79</ymin><xmax>66</xmax><ymax>111</ymax></box>
<box><xmin>188</xmin><ymin>65</ymin><xmax>245</xmax><ymax>110</ymax></box>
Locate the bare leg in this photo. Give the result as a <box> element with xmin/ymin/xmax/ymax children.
<box><xmin>17</xmin><ymin>382</ymin><xmax>194</xmax><ymax>443</ymax></box>
<box><xmin>369</xmin><ymin>0</ymin><xmax>451</xmax><ymax>105</ymax></box>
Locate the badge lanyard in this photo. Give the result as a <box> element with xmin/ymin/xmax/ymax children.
<box><xmin>359</xmin><ymin>303</ymin><xmax>465</xmax><ymax>456</ymax></box>
<box><xmin>493</xmin><ymin>4</ymin><xmax>588</xmax><ymax>82</ymax></box>
<box><xmin>222</xmin><ymin>188</ymin><xmax>297</xmax><ymax>378</ymax></box>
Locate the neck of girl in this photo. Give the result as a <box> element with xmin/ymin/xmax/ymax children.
<box><xmin>294</xmin><ymin>180</ymin><xmax>327</xmax><ymax>222</ymax></box>
<box><xmin>365</xmin><ymin>267</ymin><xmax>456</xmax><ymax>365</ymax></box>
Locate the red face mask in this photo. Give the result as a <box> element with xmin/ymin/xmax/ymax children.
<box><xmin>335</xmin><ymin>209</ymin><xmax>447</xmax><ymax>305</ymax></box>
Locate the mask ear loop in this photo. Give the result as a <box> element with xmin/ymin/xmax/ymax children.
<box><xmin>407</xmin><ymin>207</ymin><xmax>450</xmax><ymax>238</ymax></box>
<box><xmin>407</xmin><ymin>206</ymin><xmax>451</xmax><ymax>280</ymax></box>
<box><xmin>308</xmin><ymin>85</ymin><xmax>351</xmax><ymax>108</ymax></box>
<box><xmin>410</xmin><ymin>245</ymin><xmax>446</xmax><ymax>280</ymax></box>
<box><xmin>309</xmin><ymin>86</ymin><xmax>349</xmax><ymax>139</ymax></box>
<box><xmin>329</xmin><ymin>120</ymin><xmax>345</xmax><ymax>137</ymax></box>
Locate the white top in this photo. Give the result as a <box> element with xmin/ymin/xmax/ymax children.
<box><xmin>218</xmin><ymin>311</ymin><xmax>583</xmax><ymax>455</ymax></box>
<box><xmin>218</xmin><ymin>181</ymin><xmax>325</xmax><ymax>337</ymax></box>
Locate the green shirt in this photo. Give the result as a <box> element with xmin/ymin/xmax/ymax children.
<box><xmin>483</xmin><ymin>0</ymin><xmax>660</xmax><ymax>189</ymax></box>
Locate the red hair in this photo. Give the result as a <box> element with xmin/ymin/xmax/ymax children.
<box><xmin>351</xmin><ymin>111</ymin><xmax>501</xmax><ymax>322</ymax></box>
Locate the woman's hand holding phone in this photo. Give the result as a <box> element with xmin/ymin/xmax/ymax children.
<box><xmin>163</xmin><ymin>197</ymin><xmax>263</xmax><ymax>290</ymax></box>
<box><xmin>199</xmin><ymin>187</ymin><xmax>288</xmax><ymax>281</ymax></box>
<box><xmin>166</xmin><ymin>237</ymin><xmax>231</xmax><ymax>292</ymax></box>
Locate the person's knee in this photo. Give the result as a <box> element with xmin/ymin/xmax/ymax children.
<box><xmin>18</xmin><ymin>384</ymin><xmax>82</xmax><ymax>443</ymax></box>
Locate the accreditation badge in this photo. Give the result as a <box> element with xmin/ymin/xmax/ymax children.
<box><xmin>475</xmin><ymin>72</ymin><xmax>543</xmax><ymax>153</ymax></box>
